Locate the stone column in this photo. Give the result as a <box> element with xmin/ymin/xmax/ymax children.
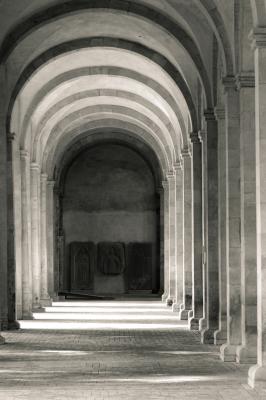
<box><xmin>248</xmin><ymin>28</ymin><xmax>266</xmax><ymax>388</ymax></box>
<box><xmin>161</xmin><ymin>180</ymin><xmax>169</xmax><ymax>302</ymax></box>
<box><xmin>20</xmin><ymin>150</ymin><xmax>33</xmax><ymax>318</ymax></box>
<box><xmin>166</xmin><ymin>172</ymin><xmax>176</xmax><ymax>306</ymax></box>
<box><xmin>173</xmin><ymin>161</ymin><xmax>183</xmax><ymax>312</ymax></box>
<box><xmin>201</xmin><ymin>110</ymin><xmax>219</xmax><ymax>344</ymax></box>
<box><xmin>214</xmin><ymin>106</ymin><xmax>227</xmax><ymax>345</ymax></box>
<box><xmin>189</xmin><ymin>132</ymin><xmax>203</xmax><ymax>330</ymax></box>
<box><xmin>236</xmin><ymin>74</ymin><xmax>257</xmax><ymax>364</ymax></box>
<box><xmin>6</xmin><ymin>132</ymin><xmax>19</xmax><ymax>329</ymax></box>
<box><xmin>199</xmin><ymin>129</ymin><xmax>207</xmax><ymax>333</ymax></box>
<box><xmin>40</xmin><ymin>173</ymin><xmax>51</xmax><ymax>306</ymax></box>
<box><xmin>220</xmin><ymin>77</ymin><xmax>242</xmax><ymax>362</ymax></box>
<box><xmin>0</xmin><ymin>65</ymin><xmax>8</xmax><ymax>335</ymax></box>
<box><xmin>180</xmin><ymin>148</ymin><xmax>193</xmax><ymax>320</ymax></box>
<box><xmin>47</xmin><ymin>180</ymin><xmax>56</xmax><ymax>299</ymax></box>
<box><xmin>30</xmin><ymin>163</ymin><xmax>41</xmax><ymax>308</ymax></box>
<box><xmin>159</xmin><ymin>187</ymin><xmax>164</xmax><ymax>294</ymax></box>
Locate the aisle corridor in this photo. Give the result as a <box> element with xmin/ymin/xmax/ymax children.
<box><xmin>0</xmin><ymin>300</ymin><xmax>264</xmax><ymax>399</ymax></box>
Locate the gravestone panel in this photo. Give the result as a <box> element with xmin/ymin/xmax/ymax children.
<box><xmin>127</xmin><ymin>243</ymin><xmax>153</xmax><ymax>290</ymax></box>
<box><xmin>70</xmin><ymin>242</ymin><xmax>95</xmax><ymax>290</ymax></box>
<box><xmin>98</xmin><ymin>242</ymin><xmax>125</xmax><ymax>275</ymax></box>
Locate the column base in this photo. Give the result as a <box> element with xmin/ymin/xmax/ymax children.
<box><xmin>248</xmin><ymin>364</ymin><xmax>266</xmax><ymax>389</ymax></box>
<box><xmin>161</xmin><ymin>292</ymin><xmax>168</xmax><ymax>302</ymax></box>
<box><xmin>22</xmin><ymin>311</ymin><xmax>33</xmax><ymax>320</ymax></box>
<box><xmin>199</xmin><ymin>317</ymin><xmax>207</xmax><ymax>331</ymax></box>
<box><xmin>0</xmin><ymin>335</ymin><xmax>5</xmax><ymax>345</ymax></box>
<box><xmin>8</xmin><ymin>320</ymin><xmax>20</xmax><ymax>330</ymax></box>
<box><xmin>189</xmin><ymin>317</ymin><xmax>200</xmax><ymax>330</ymax></box>
<box><xmin>180</xmin><ymin>309</ymin><xmax>191</xmax><ymax>320</ymax></box>
<box><xmin>201</xmin><ymin>328</ymin><xmax>217</xmax><ymax>344</ymax></box>
<box><xmin>220</xmin><ymin>343</ymin><xmax>237</xmax><ymax>362</ymax></box>
<box><xmin>172</xmin><ymin>302</ymin><xmax>182</xmax><ymax>313</ymax></box>
<box><xmin>40</xmin><ymin>296</ymin><xmax>52</xmax><ymax>307</ymax></box>
<box><xmin>236</xmin><ymin>344</ymin><xmax>257</xmax><ymax>364</ymax></box>
<box><xmin>214</xmin><ymin>328</ymin><xmax>227</xmax><ymax>345</ymax></box>
<box><xmin>166</xmin><ymin>297</ymin><xmax>174</xmax><ymax>307</ymax></box>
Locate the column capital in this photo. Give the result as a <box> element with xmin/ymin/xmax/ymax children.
<box><xmin>162</xmin><ymin>180</ymin><xmax>169</xmax><ymax>190</ymax></box>
<box><xmin>236</xmin><ymin>72</ymin><xmax>255</xmax><ymax>89</ymax></box>
<box><xmin>41</xmin><ymin>173</ymin><xmax>48</xmax><ymax>182</ymax></box>
<box><xmin>190</xmin><ymin>131</ymin><xmax>201</xmax><ymax>144</ymax></box>
<box><xmin>181</xmin><ymin>146</ymin><xmax>191</xmax><ymax>158</ymax></box>
<box><xmin>198</xmin><ymin>130</ymin><xmax>207</xmax><ymax>142</ymax></box>
<box><xmin>249</xmin><ymin>27</ymin><xmax>266</xmax><ymax>49</ymax></box>
<box><xmin>214</xmin><ymin>106</ymin><xmax>225</xmax><ymax>120</ymax></box>
<box><xmin>166</xmin><ymin>170</ymin><xmax>175</xmax><ymax>182</ymax></box>
<box><xmin>7</xmin><ymin>132</ymin><xmax>16</xmax><ymax>142</ymax></box>
<box><xmin>47</xmin><ymin>180</ymin><xmax>56</xmax><ymax>188</ymax></box>
<box><xmin>204</xmin><ymin>108</ymin><xmax>216</xmax><ymax>121</ymax></box>
<box><xmin>222</xmin><ymin>75</ymin><xmax>237</xmax><ymax>92</ymax></box>
<box><xmin>173</xmin><ymin>160</ymin><xmax>182</xmax><ymax>172</ymax></box>
<box><xmin>20</xmin><ymin>149</ymin><xmax>29</xmax><ymax>160</ymax></box>
<box><xmin>30</xmin><ymin>162</ymin><xmax>40</xmax><ymax>172</ymax></box>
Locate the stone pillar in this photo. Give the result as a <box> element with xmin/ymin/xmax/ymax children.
<box><xmin>248</xmin><ymin>28</ymin><xmax>266</xmax><ymax>388</ymax></box>
<box><xmin>159</xmin><ymin>188</ymin><xmax>164</xmax><ymax>293</ymax></box>
<box><xmin>0</xmin><ymin>65</ymin><xmax>8</xmax><ymax>336</ymax></box>
<box><xmin>214</xmin><ymin>106</ymin><xmax>227</xmax><ymax>345</ymax></box>
<box><xmin>161</xmin><ymin>180</ymin><xmax>169</xmax><ymax>302</ymax></box>
<box><xmin>40</xmin><ymin>173</ymin><xmax>51</xmax><ymax>306</ymax></box>
<box><xmin>189</xmin><ymin>132</ymin><xmax>203</xmax><ymax>330</ymax></box>
<box><xmin>236</xmin><ymin>74</ymin><xmax>257</xmax><ymax>364</ymax></box>
<box><xmin>166</xmin><ymin>172</ymin><xmax>176</xmax><ymax>306</ymax></box>
<box><xmin>172</xmin><ymin>161</ymin><xmax>183</xmax><ymax>312</ymax></box>
<box><xmin>20</xmin><ymin>150</ymin><xmax>33</xmax><ymax>318</ymax></box>
<box><xmin>6</xmin><ymin>132</ymin><xmax>19</xmax><ymax>329</ymax></box>
<box><xmin>220</xmin><ymin>77</ymin><xmax>242</xmax><ymax>362</ymax></box>
<box><xmin>201</xmin><ymin>110</ymin><xmax>219</xmax><ymax>344</ymax></box>
<box><xmin>180</xmin><ymin>148</ymin><xmax>193</xmax><ymax>320</ymax></box>
<box><xmin>199</xmin><ymin>129</ymin><xmax>207</xmax><ymax>333</ymax></box>
<box><xmin>30</xmin><ymin>163</ymin><xmax>41</xmax><ymax>308</ymax></box>
<box><xmin>47</xmin><ymin>180</ymin><xmax>56</xmax><ymax>299</ymax></box>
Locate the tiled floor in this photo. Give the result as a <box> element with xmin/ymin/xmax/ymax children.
<box><xmin>0</xmin><ymin>299</ymin><xmax>264</xmax><ymax>399</ymax></box>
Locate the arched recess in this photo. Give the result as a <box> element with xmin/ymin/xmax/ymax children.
<box><xmin>52</xmin><ymin>131</ymin><xmax>165</xmax><ymax>296</ymax></box>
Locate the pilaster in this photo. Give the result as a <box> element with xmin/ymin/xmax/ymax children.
<box><xmin>40</xmin><ymin>173</ymin><xmax>51</xmax><ymax>306</ymax></box>
<box><xmin>161</xmin><ymin>180</ymin><xmax>169</xmax><ymax>303</ymax></box>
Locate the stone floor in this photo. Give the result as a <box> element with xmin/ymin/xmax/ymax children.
<box><xmin>0</xmin><ymin>299</ymin><xmax>265</xmax><ymax>399</ymax></box>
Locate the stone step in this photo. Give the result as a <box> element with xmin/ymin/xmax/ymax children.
<box><xmin>32</xmin><ymin>312</ymin><xmax>181</xmax><ymax>321</ymax></box>
<box><xmin>19</xmin><ymin>319</ymin><xmax>188</xmax><ymax>330</ymax></box>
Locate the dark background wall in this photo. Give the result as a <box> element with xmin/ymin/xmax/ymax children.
<box><xmin>62</xmin><ymin>143</ymin><xmax>158</xmax><ymax>293</ymax></box>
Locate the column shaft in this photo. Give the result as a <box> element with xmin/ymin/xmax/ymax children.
<box><xmin>236</xmin><ymin>75</ymin><xmax>257</xmax><ymax>364</ymax></box>
<box><xmin>20</xmin><ymin>151</ymin><xmax>33</xmax><ymax>318</ymax></box>
<box><xmin>180</xmin><ymin>149</ymin><xmax>192</xmax><ymax>320</ymax></box>
<box><xmin>248</xmin><ymin>31</ymin><xmax>266</xmax><ymax>388</ymax></box>
<box><xmin>220</xmin><ymin>78</ymin><xmax>242</xmax><ymax>362</ymax></box>
<box><xmin>30</xmin><ymin>163</ymin><xmax>41</xmax><ymax>307</ymax></box>
<box><xmin>162</xmin><ymin>180</ymin><xmax>169</xmax><ymax>302</ymax></box>
<box><xmin>214</xmin><ymin>107</ymin><xmax>227</xmax><ymax>345</ymax></box>
<box><xmin>201</xmin><ymin>110</ymin><xmax>219</xmax><ymax>344</ymax></box>
<box><xmin>189</xmin><ymin>133</ymin><xmax>203</xmax><ymax>330</ymax></box>
<box><xmin>40</xmin><ymin>174</ymin><xmax>51</xmax><ymax>305</ymax></box>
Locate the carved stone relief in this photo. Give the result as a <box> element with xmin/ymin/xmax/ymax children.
<box><xmin>127</xmin><ymin>243</ymin><xmax>153</xmax><ymax>290</ymax></box>
<box><xmin>98</xmin><ymin>242</ymin><xmax>125</xmax><ymax>275</ymax></box>
<box><xmin>70</xmin><ymin>242</ymin><xmax>95</xmax><ymax>290</ymax></box>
